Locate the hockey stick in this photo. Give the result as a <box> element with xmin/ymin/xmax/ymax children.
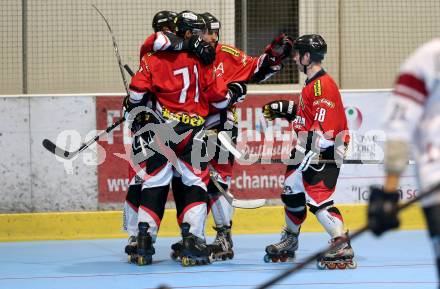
<box><xmin>266</xmin><ymin>158</ymin><xmax>416</xmax><ymax>165</ymax></box>
<box><xmin>207</xmin><ymin>131</ymin><xmax>266</xmax><ymax>209</ymax></box>
<box><xmin>255</xmin><ymin>181</ymin><xmax>440</xmax><ymax>289</ymax></box>
<box><xmin>42</xmin><ymin>6</ymin><xmax>132</xmax><ymax>159</ymax></box>
<box><xmin>209</xmin><ymin>168</ymin><xmax>266</xmax><ymax>209</ymax></box>
<box><xmin>124</xmin><ymin>64</ymin><xmax>135</xmax><ymax>77</ymax></box>
<box><xmin>92</xmin><ymin>4</ymin><xmax>129</xmax><ymax>94</ymax></box>
<box><xmin>42</xmin><ymin>117</ymin><xmax>125</xmax><ymax>159</ymax></box>
<box><xmin>218</xmin><ymin>132</ymin><xmax>416</xmax><ymax>165</ymax></box>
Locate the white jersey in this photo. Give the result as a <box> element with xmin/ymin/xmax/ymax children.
<box><xmin>383</xmin><ymin>38</ymin><xmax>440</xmax><ymax>205</ymax></box>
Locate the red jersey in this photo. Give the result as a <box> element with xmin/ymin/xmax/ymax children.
<box><xmin>207</xmin><ymin>44</ymin><xmax>265</xmax><ymax>117</ymax></box>
<box><xmin>213</xmin><ymin>44</ymin><xmax>264</xmax><ymax>82</ymax></box>
<box><xmin>129</xmin><ymin>51</ymin><xmax>228</xmax><ymax>118</ymax></box>
<box><xmin>293</xmin><ymin>70</ymin><xmax>349</xmax><ymax>143</ymax></box>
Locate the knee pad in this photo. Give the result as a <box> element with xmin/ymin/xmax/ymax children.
<box><xmin>126</xmin><ymin>184</ymin><xmax>142</xmax><ymax>208</ymax></box>
<box><xmin>281</xmin><ymin>192</ymin><xmax>306</xmax><ymax>208</ymax></box>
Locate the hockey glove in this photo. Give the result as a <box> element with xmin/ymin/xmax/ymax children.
<box><xmin>264</xmin><ymin>33</ymin><xmax>294</xmax><ymax>66</ymax></box>
<box><xmin>227</xmin><ymin>82</ymin><xmax>247</xmax><ymax>106</ymax></box>
<box><xmin>122</xmin><ymin>94</ymin><xmax>150</xmax><ymax>134</ymax></box>
<box><xmin>263</xmin><ymin>100</ymin><xmax>297</xmax><ymax>122</ymax></box>
<box><xmin>187</xmin><ymin>35</ymin><xmax>216</xmax><ymax>65</ymax></box>
<box><xmin>368</xmin><ymin>186</ymin><xmax>400</xmax><ymax>236</ymax></box>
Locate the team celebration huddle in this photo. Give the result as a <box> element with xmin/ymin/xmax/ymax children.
<box><xmin>117</xmin><ymin>8</ymin><xmax>440</xmax><ymax>277</ymax></box>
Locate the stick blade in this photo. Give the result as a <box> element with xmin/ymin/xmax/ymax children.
<box><xmin>42</xmin><ymin>139</ymin><xmax>72</xmax><ymax>159</ymax></box>
<box><xmin>232</xmin><ymin>198</ymin><xmax>266</xmax><ymax>209</ymax></box>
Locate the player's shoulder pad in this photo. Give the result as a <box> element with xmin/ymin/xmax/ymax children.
<box><xmin>313</xmin><ymin>79</ymin><xmax>322</xmax><ymax>97</ymax></box>
<box><xmin>220</xmin><ymin>44</ymin><xmax>241</xmax><ymax>57</ymax></box>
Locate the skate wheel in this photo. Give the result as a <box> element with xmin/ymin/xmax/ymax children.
<box><xmin>127</xmin><ymin>255</ymin><xmax>134</xmax><ymax>263</ymax></box>
<box><xmin>190</xmin><ymin>259</ymin><xmax>197</xmax><ymax>266</ymax></box>
<box><xmin>279</xmin><ymin>255</ymin><xmax>288</xmax><ymax>262</ymax></box>
<box><xmin>271</xmin><ymin>256</ymin><xmax>279</xmax><ymax>262</ymax></box>
<box><xmin>181</xmin><ymin>257</ymin><xmax>190</xmax><ymax>266</ymax></box>
<box><xmin>221</xmin><ymin>255</ymin><xmax>227</xmax><ymax>261</ymax></box>
<box><xmin>347</xmin><ymin>260</ymin><xmax>357</xmax><ymax>269</ymax></box>
<box><xmin>336</xmin><ymin>263</ymin><xmax>347</xmax><ymax>269</ymax></box>
<box><xmin>229</xmin><ymin>251</ymin><xmax>234</xmax><ymax>259</ymax></box>
<box><xmin>316</xmin><ymin>261</ymin><xmax>326</xmax><ymax>270</ymax></box>
<box><xmin>263</xmin><ymin>254</ymin><xmax>271</xmax><ymax>263</ymax></box>
<box><xmin>137</xmin><ymin>256</ymin><xmax>145</xmax><ymax>266</ymax></box>
<box><xmin>326</xmin><ymin>262</ymin><xmax>337</xmax><ymax>270</ymax></box>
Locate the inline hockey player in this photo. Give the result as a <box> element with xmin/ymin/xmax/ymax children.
<box><xmin>262</xmin><ymin>34</ymin><xmax>356</xmax><ymax>269</ymax></box>
<box><xmin>123</xmin><ymin>10</ymin><xmax>216</xmax><ymax>258</ymax></box>
<box><xmin>169</xmin><ymin>12</ymin><xmax>293</xmax><ymax>262</ymax></box>
<box><xmin>368</xmin><ymin>38</ymin><xmax>440</xmax><ymax>285</ymax></box>
<box><xmin>124</xmin><ymin>10</ymin><xmax>247</xmax><ymax>266</ymax></box>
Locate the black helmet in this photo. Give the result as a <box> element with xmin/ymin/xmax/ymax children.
<box><xmin>201</xmin><ymin>12</ymin><xmax>221</xmax><ymax>43</ymax></box>
<box><xmin>152</xmin><ymin>11</ymin><xmax>177</xmax><ymax>32</ymax></box>
<box><xmin>293</xmin><ymin>34</ymin><xmax>327</xmax><ymax>62</ymax></box>
<box><xmin>201</xmin><ymin>12</ymin><xmax>221</xmax><ymax>32</ymax></box>
<box><xmin>174</xmin><ymin>10</ymin><xmax>206</xmax><ymax>37</ymax></box>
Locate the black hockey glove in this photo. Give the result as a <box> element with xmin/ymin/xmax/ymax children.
<box><xmin>122</xmin><ymin>94</ymin><xmax>150</xmax><ymax>133</ymax></box>
<box><xmin>227</xmin><ymin>82</ymin><xmax>247</xmax><ymax>106</ymax></box>
<box><xmin>187</xmin><ymin>35</ymin><xmax>216</xmax><ymax>65</ymax></box>
<box><xmin>263</xmin><ymin>100</ymin><xmax>297</xmax><ymax>122</ymax></box>
<box><xmin>368</xmin><ymin>186</ymin><xmax>400</xmax><ymax>236</ymax></box>
<box><xmin>264</xmin><ymin>33</ymin><xmax>294</xmax><ymax>66</ymax></box>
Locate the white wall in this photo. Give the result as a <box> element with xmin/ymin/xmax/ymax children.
<box><xmin>0</xmin><ymin>95</ymin><xmax>97</xmax><ymax>212</ymax></box>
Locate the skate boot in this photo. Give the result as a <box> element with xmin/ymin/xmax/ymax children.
<box><xmin>180</xmin><ymin>223</ymin><xmax>212</xmax><ymax>266</ymax></box>
<box><xmin>317</xmin><ymin>232</ymin><xmax>356</xmax><ymax>270</ymax></box>
<box><xmin>208</xmin><ymin>225</ymin><xmax>234</xmax><ymax>261</ymax></box>
<box><xmin>170</xmin><ymin>239</ymin><xmax>183</xmax><ymax>261</ymax></box>
<box><xmin>128</xmin><ymin>222</ymin><xmax>155</xmax><ymax>266</ymax></box>
<box><xmin>264</xmin><ymin>227</ymin><xmax>299</xmax><ymax>263</ymax></box>
<box><xmin>124</xmin><ymin>235</ymin><xmax>137</xmax><ymax>255</ymax></box>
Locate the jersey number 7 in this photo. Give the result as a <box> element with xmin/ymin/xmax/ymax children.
<box><xmin>174</xmin><ymin>65</ymin><xmax>200</xmax><ymax>103</ymax></box>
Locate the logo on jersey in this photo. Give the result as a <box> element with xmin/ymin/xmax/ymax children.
<box><xmin>313</xmin><ymin>80</ymin><xmax>322</xmax><ymax>96</ymax></box>
<box><xmin>241</xmin><ymin>55</ymin><xmax>248</xmax><ymax>66</ymax></box>
<box><xmin>162</xmin><ymin>107</ymin><xmax>205</xmax><ymax>126</ymax></box>
<box><xmin>214</xmin><ymin>62</ymin><xmax>225</xmax><ymax>77</ymax></box>
<box><xmin>299</xmin><ymin>94</ymin><xmax>305</xmax><ymax>110</ymax></box>
<box><xmin>221</xmin><ymin>45</ymin><xmax>240</xmax><ymax>57</ymax></box>
<box><xmin>345</xmin><ymin>106</ymin><xmax>363</xmax><ymax>130</ymax></box>
<box><xmin>313</xmin><ymin>98</ymin><xmax>335</xmax><ymax>108</ymax></box>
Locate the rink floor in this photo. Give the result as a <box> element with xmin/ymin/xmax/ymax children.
<box><xmin>0</xmin><ymin>230</ymin><xmax>437</xmax><ymax>289</ymax></box>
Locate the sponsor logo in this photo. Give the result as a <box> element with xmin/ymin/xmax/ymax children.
<box><xmin>313</xmin><ymin>98</ymin><xmax>335</xmax><ymax>108</ymax></box>
<box><xmin>221</xmin><ymin>45</ymin><xmax>240</xmax><ymax>56</ymax></box>
<box><xmin>299</xmin><ymin>94</ymin><xmax>305</xmax><ymax>110</ymax></box>
<box><xmin>162</xmin><ymin>107</ymin><xmax>205</xmax><ymax>126</ymax></box>
<box><xmin>345</xmin><ymin>106</ymin><xmax>363</xmax><ymax>130</ymax></box>
<box><xmin>313</xmin><ymin>80</ymin><xmax>322</xmax><ymax>96</ymax></box>
<box><xmin>241</xmin><ymin>55</ymin><xmax>248</xmax><ymax>66</ymax></box>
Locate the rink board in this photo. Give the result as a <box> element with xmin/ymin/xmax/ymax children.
<box><xmin>0</xmin><ymin>204</ymin><xmax>426</xmax><ymax>242</ymax></box>
<box><xmin>0</xmin><ymin>90</ymin><xmax>421</xmax><ymax>214</ymax></box>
